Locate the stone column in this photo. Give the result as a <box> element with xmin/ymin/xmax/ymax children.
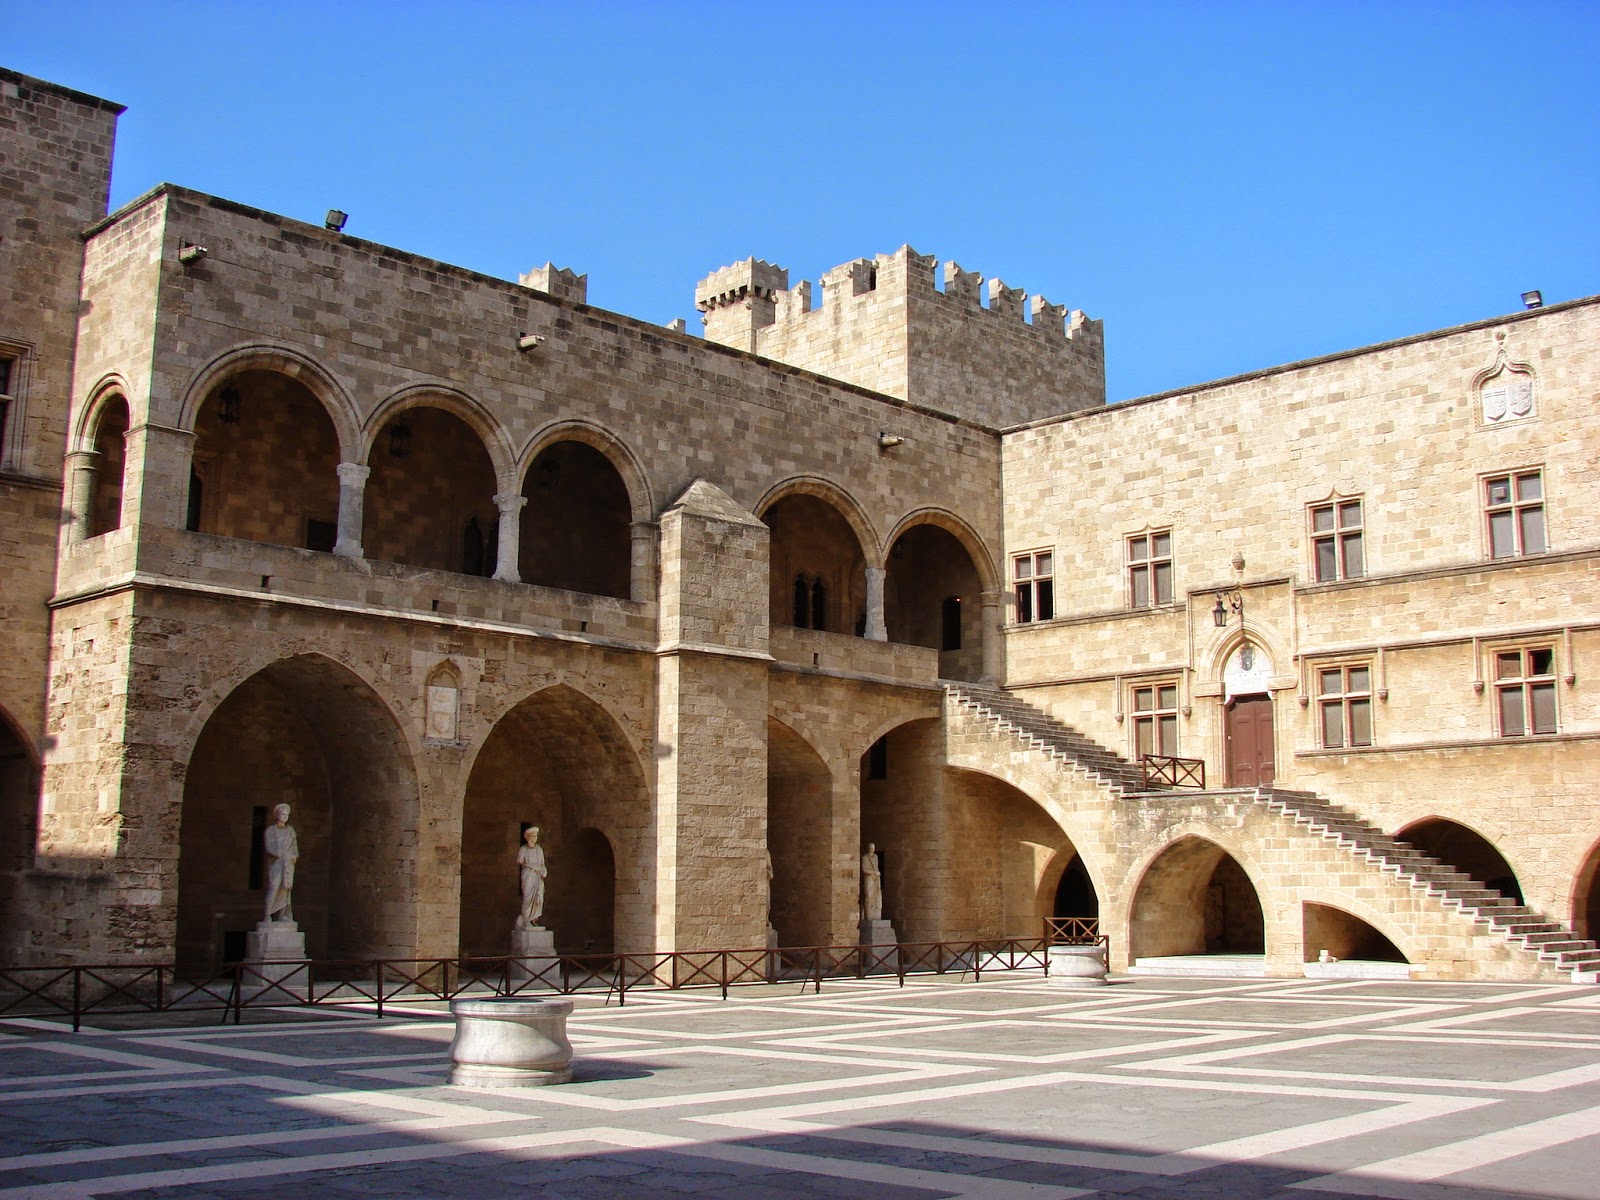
<box><xmin>980</xmin><ymin>590</ymin><xmax>1006</xmax><ymax>686</ymax></box>
<box><xmin>493</xmin><ymin>493</ymin><xmax>526</xmax><ymax>583</ymax></box>
<box><xmin>333</xmin><ymin>462</ymin><xmax>370</xmax><ymax>558</ymax></box>
<box><xmin>630</xmin><ymin>520</ymin><xmax>656</xmax><ymax>603</ymax></box>
<box><xmin>122</xmin><ymin>423</ymin><xmax>194</xmax><ymax>532</ymax></box>
<box><xmin>863</xmin><ymin>566</ymin><xmax>887</xmax><ymax>641</ymax></box>
<box><xmin>65</xmin><ymin>450</ymin><xmax>99</xmax><ymax>543</ymax></box>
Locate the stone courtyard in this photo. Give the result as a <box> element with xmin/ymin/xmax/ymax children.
<box><xmin>3</xmin><ymin>973</ymin><xmax>1599</xmax><ymax>1198</ymax></box>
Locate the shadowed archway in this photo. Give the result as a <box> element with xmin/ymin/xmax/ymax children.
<box><xmin>1398</xmin><ymin>817</ymin><xmax>1523</xmax><ymax>904</ymax></box>
<box><xmin>1130</xmin><ymin>837</ymin><xmax>1265</xmax><ymax>960</ymax></box>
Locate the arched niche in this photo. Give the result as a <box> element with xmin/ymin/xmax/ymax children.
<box><xmin>858</xmin><ymin>717</ymin><xmax>952</xmax><ymax>941</ymax></box>
<box><xmin>88</xmin><ymin>394</ymin><xmax>129</xmax><ymax>537</ymax></box>
<box><xmin>1397</xmin><ymin>817</ymin><xmax>1523</xmax><ymax>904</ymax></box>
<box><xmin>1130</xmin><ymin>836</ymin><xmax>1265</xmax><ymax>960</ymax></box>
<box><xmin>459</xmin><ymin>685</ymin><xmax>648</xmax><ymax>957</ymax></box>
<box><xmin>1302</xmin><ymin>903</ymin><xmax>1408</xmax><ymax>964</ymax></box>
<box><xmin>518</xmin><ymin>440</ymin><xmax>632</xmax><ymax>598</ymax></box>
<box><xmin>1574</xmin><ymin>839</ymin><xmax>1600</xmax><ymax>943</ymax></box>
<box><xmin>763</xmin><ymin>493</ymin><xmax>868</xmax><ymax>635</ymax></box>
<box><xmin>188</xmin><ymin>370</ymin><xmax>340</xmax><ymax>550</ymax></box>
<box><xmin>0</xmin><ymin>705</ymin><xmax>39</xmax><ymax>879</ymax></box>
<box><xmin>364</xmin><ymin>406</ymin><xmax>498</xmax><ymax>574</ymax></box>
<box><xmin>175</xmin><ymin>655</ymin><xmax>419</xmax><ymax>974</ymax></box>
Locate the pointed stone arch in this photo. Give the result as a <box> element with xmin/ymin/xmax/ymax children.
<box><xmin>0</xmin><ymin>701</ymin><xmax>40</xmax><ymax>882</ymax></box>
<box><xmin>1572</xmin><ymin>835</ymin><xmax>1600</xmax><ymax>942</ymax></box>
<box><xmin>1396</xmin><ymin>815</ymin><xmax>1524</xmax><ymax>903</ymax></box>
<box><xmin>1126</xmin><ymin>831</ymin><xmax>1269</xmax><ymax>961</ymax></box>
<box><xmin>757</xmin><ymin>476</ymin><xmax>884</xmax><ymax>566</ymax></box>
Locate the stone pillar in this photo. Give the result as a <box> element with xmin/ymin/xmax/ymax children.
<box><xmin>122</xmin><ymin>423</ymin><xmax>195</xmax><ymax>532</ymax></box>
<box><xmin>980</xmin><ymin>590</ymin><xmax>1006</xmax><ymax>685</ymax></box>
<box><xmin>630</xmin><ymin>520</ymin><xmax>656</xmax><ymax>604</ymax></box>
<box><xmin>333</xmin><ymin>462</ymin><xmax>370</xmax><ymax>558</ymax></box>
<box><xmin>863</xmin><ymin>566</ymin><xmax>887</xmax><ymax>641</ymax></box>
<box><xmin>65</xmin><ymin>449</ymin><xmax>99</xmax><ymax>543</ymax></box>
<box><xmin>493</xmin><ymin>493</ymin><xmax>526</xmax><ymax>583</ymax></box>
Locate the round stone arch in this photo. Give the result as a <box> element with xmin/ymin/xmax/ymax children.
<box><xmin>363</xmin><ymin>384</ymin><xmax>516</xmax><ymax>485</ymax></box>
<box><xmin>1123</xmin><ymin>826</ymin><xmax>1275</xmax><ymax>962</ymax></box>
<box><xmin>177</xmin><ymin>344</ymin><xmax>361</xmax><ymax>463</ymax></box>
<box><xmin>1394</xmin><ymin>814</ymin><xmax>1525</xmax><ymax>903</ymax></box>
<box><xmin>757</xmin><ymin>475</ymin><xmax>884</xmax><ymax>567</ymax></box>
<box><xmin>884</xmin><ymin>507</ymin><xmax>1000</xmax><ymax>592</ymax></box>
<box><xmin>1298</xmin><ymin>887</ymin><xmax>1417</xmax><ymax>965</ymax></box>
<box><xmin>518</xmin><ymin>419</ymin><xmax>654</xmax><ymax>525</ymax></box>
<box><xmin>71</xmin><ymin>373</ymin><xmax>135</xmax><ymax>453</ymax></box>
<box><xmin>1570</xmin><ymin>832</ymin><xmax>1600</xmax><ymax>942</ymax></box>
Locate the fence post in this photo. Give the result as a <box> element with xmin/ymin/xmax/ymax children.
<box><xmin>156</xmin><ymin>965</ymin><xmax>166</xmax><ymax>1013</ymax></box>
<box><xmin>375</xmin><ymin>960</ymin><xmax>385</xmax><ymax>1020</ymax></box>
<box><xmin>72</xmin><ymin>968</ymin><xmax>82</xmax><ymax>1033</ymax></box>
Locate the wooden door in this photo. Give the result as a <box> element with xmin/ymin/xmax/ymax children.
<box><xmin>1225</xmin><ymin>695</ymin><xmax>1276</xmax><ymax>788</ymax></box>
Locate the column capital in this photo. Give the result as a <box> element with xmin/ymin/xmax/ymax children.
<box><xmin>493</xmin><ymin>492</ymin><xmax>529</xmax><ymax>514</ymax></box>
<box><xmin>336</xmin><ymin>461</ymin><xmax>371</xmax><ymax>486</ymax></box>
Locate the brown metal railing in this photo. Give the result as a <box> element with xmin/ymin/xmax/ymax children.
<box><xmin>0</xmin><ymin>936</ymin><xmax>1056</xmax><ymax>1031</ymax></box>
<box><xmin>1042</xmin><ymin>916</ymin><xmax>1107</xmax><ymax>949</ymax></box>
<box><xmin>1141</xmin><ymin>753</ymin><xmax>1206</xmax><ymax>789</ymax></box>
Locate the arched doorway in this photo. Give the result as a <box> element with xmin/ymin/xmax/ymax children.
<box><xmin>1130</xmin><ymin>837</ymin><xmax>1266</xmax><ymax>963</ymax></box>
<box><xmin>365</xmin><ymin>406</ymin><xmax>498</xmax><ymax>574</ymax></box>
<box><xmin>884</xmin><ymin>523</ymin><xmax>984</xmax><ymax>681</ymax></box>
<box><xmin>176</xmin><ymin>656</ymin><xmax>418</xmax><ymax>974</ymax></box>
<box><xmin>763</xmin><ymin>494</ymin><xmax>868</xmax><ymax>635</ymax></box>
<box><xmin>1575</xmin><ymin>841</ymin><xmax>1600</xmax><ymax>942</ymax></box>
<box><xmin>0</xmin><ymin>706</ymin><xmax>38</xmax><ymax>879</ymax></box>
<box><xmin>1398</xmin><ymin>818</ymin><xmax>1523</xmax><ymax>903</ymax></box>
<box><xmin>519</xmin><ymin>440</ymin><xmax>632</xmax><ymax>598</ymax></box>
<box><xmin>459</xmin><ymin>686</ymin><xmax>648</xmax><ymax>958</ymax></box>
<box><xmin>767</xmin><ymin>719</ymin><xmax>834</xmax><ymax>947</ymax></box>
<box><xmin>188</xmin><ymin>370</ymin><xmax>340</xmax><ymax>549</ymax></box>
<box><xmin>88</xmin><ymin>394</ymin><xmax>129</xmax><ymax>537</ymax></box>
<box><xmin>1302</xmin><ymin>903</ymin><xmax>1407</xmax><ymax>964</ymax></box>
<box><xmin>1053</xmin><ymin>856</ymin><xmax>1100</xmax><ymax>922</ymax></box>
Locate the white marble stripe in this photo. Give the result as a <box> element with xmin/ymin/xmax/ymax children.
<box><xmin>1290</xmin><ymin>1103</ymin><xmax>1600</xmax><ymax>1195</ymax></box>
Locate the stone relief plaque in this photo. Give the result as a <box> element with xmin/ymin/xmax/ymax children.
<box><xmin>426</xmin><ymin>683</ymin><xmax>459</xmax><ymax>742</ymax></box>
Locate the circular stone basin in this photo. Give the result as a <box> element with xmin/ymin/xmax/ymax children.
<box><xmin>1048</xmin><ymin>943</ymin><xmax>1109</xmax><ymax>987</ymax></box>
<box><xmin>449</xmin><ymin>996</ymin><xmax>574</xmax><ymax>1087</ymax></box>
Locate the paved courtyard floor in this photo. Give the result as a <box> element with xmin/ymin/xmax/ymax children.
<box><xmin>2</xmin><ymin>973</ymin><xmax>1599</xmax><ymax>1199</ymax></box>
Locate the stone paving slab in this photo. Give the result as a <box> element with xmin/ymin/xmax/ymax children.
<box><xmin>2</xmin><ymin>974</ymin><xmax>1598</xmax><ymax>1198</ymax></box>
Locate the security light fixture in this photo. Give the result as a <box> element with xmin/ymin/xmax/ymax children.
<box><xmin>517</xmin><ymin>333</ymin><xmax>545</xmax><ymax>351</ymax></box>
<box><xmin>178</xmin><ymin>242</ymin><xmax>207</xmax><ymax>265</ymax></box>
<box><xmin>217</xmin><ymin>384</ymin><xmax>241</xmax><ymax>425</ymax></box>
<box><xmin>388</xmin><ymin>422</ymin><xmax>411</xmax><ymax>459</ymax></box>
<box><xmin>1521</xmin><ymin>290</ymin><xmax>1543</xmax><ymax>310</ymax></box>
<box><xmin>878</xmin><ymin>432</ymin><xmax>905</xmax><ymax>450</ymax></box>
<box><xmin>324</xmin><ymin>209</ymin><xmax>349</xmax><ymax>233</ymax></box>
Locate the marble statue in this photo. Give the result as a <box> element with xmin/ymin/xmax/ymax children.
<box><xmin>262</xmin><ymin>803</ymin><xmax>299</xmax><ymax>923</ymax></box>
<box><xmin>516</xmin><ymin>826</ymin><xmax>548</xmax><ymax>930</ymax></box>
<box><xmin>861</xmin><ymin>842</ymin><xmax>883</xmax><ymax>923</ymax></box>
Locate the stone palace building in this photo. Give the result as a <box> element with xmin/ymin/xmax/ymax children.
<box><xmin>3</xmin><ymin>68</ymin><xmax>1597</xmax><ymax>982</ymax></box>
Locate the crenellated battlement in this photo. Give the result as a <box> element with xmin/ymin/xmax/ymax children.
<box><xmin>695</xmin><ymin>245</ymin><xmax>1105</xmax><ymax>426</ymax></box>
<box><xmin>519</xmin><ymin>262</ymin><xmax>588</xmax><ymax>305</ymax></box>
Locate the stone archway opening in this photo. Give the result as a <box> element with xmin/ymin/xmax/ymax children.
<box><xmin>1575</xmin><ymin>842</ymin><xmax>1600</xmax><ymax>943</ymax></box>
<box><xmin>859</xmin><ymin>718</ymin><xmax>950</xmax><ymax>942</ymax></box>
<box><xmin>0</xmin><ymin>706</ymin><xmax>38</xmax><ymax>884</ymax></box>
<box><xmin>1302</xmin><ymin>903</ymin><xmax>1407</xmax><ymax>964</ymax></box>
<box><xmin>1130</xmin><ymin>837</ymin><xmax>1266</xmax><ymax>965</ymax></box>
<box><xmin>767</xmin><ymin>719</ymin><xmax>834</xmax><ymax>947</ymax></box>
<box><xmin>763</xmin><ymin>494</ymin><xmax>867</xmax><ymax>635</ymax></box>
<box><xmin>460</xmin><ymin>686</ymin><xmax>648</xmax><ymax>958</ymax></box>
<box><xmin>88</xmin><ymin>394</ymin><xmax>129</xmax><ymax>537</ymax></box>
<box><xmin>519</xmin><ymin>440</ymin><xmax>632</xmax><ymax>598</ymax></box>
<box><xmin>365</xmin><ymin>406</ymin><xmax>497</xmax><ymax>574</ymax></box>
<box><xmin>884</xmin><ymin>523</ymin><xmax>984</xmax><ymax>681</ymax></box>
<box><xmin>189</xmin><ymin>370</ymin><xmax>340</xmax><ymax>549</ymax></box>
<box><xmin>176</xmin><ymin>656</ymin><xmax>419</xmax><ymax>975</ymax></box>
<box><xmin>1398</xmin><ymin>817</ymin><xmax>1523</xmax><ymax>904</ymax></box>
<box><xmin>1052</xmin><ymin>855</ymin><xmax>1100</xmax><ymax>922</ymax></box>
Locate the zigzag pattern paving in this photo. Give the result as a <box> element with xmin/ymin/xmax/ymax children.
<box><xmin>3</xmin><ymin>975</ymin><xmax>1599</xmax><ymax>1199</ymax></box>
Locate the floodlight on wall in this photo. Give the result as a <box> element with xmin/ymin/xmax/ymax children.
<box><xmin>178</xmin><ymin>242</ymin><xmax>207</xmax><ymax>265</ymax></box>
<box><xmin>217</xmin><ymin>384</ymin><xmax>241</xmax><ymax>425</ymax></box>
<box><xmin>517</xmin><ymin>333</ymin><xmax>545</xmax><ymax>352</ymax></box>
<box><xmin>324</xmin><ymin>209</ymin><xmax>349</xmax><ymax>232</ymax></box>
<box><xmin>1521</xmin><ymin>290</ymin><xmax>1543</xmax><ymax>310</ymax></box>
<box><xmin>878</xmin><ymin>432</ymin><xmax>905</xmax><ymax>450</ymax></box>
<box><xmin>388</xmin><ymin>422</ymin><xmax>412</xmax><ymax>459</ymax></box>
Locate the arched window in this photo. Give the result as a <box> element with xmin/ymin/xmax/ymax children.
<box><xmin>810</xmin><ymin>578</ymin><xmax>828</xmax><ymax>632</ymax></box>
<box><xmin>793</xmin><ymin>575</ymin><xmax>809</xmax><ymax>628</ymax></box>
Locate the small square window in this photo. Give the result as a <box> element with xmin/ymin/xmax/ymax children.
<box><xmin>1132</xmin><ymin>682</ymin><xmax>1179</xmax><ymax>760</ymax></box>
<box><xmin>1494</xmin><ymin>647</ymin><xmax>1557</xmax><ymax>737</ymax></box>
<box><xmin>1485</xmin><ymin>470</ymin><xmax>1545</xmax><ymax>559</ymax></box>
<box><xmin>1127</xmin><ymin>531</ymin><xmax>1172</xmax><ymax>608</ymax></box>
<box><xmin>1310</xmin><ymin>498</ymin><xmax>1364</xmax><ymax>582</ymax></box>
<box><xmin>1012</xmin><ymin>550</ymin><xmax>1054</xmax><ymax>624</ymax></box>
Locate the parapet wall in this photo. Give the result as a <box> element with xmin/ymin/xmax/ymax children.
<box><xmin>696</xmin><ymin>246</ymin><xmax>1104</xmax><ymax>428</ymax></box>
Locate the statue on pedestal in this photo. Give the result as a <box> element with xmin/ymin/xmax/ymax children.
<box><xmin>262</xmin><ymin>803</ymin><xmax>299</xmax><ymax>923</ymax></box>
<box><xmin>861</xmin><ymin>842</ymin><xmax>883</xmax><ymax>923</ymax></box>
<box><xmin>516</xmin><ymin>826</ymin><xmax>548</xmax><ymax>931</ymax></box>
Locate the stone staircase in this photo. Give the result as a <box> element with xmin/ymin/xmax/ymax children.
<box><xmin>946</xmin><ymin>682</ymin><xmax>1600</xmax><ymax>980</ymax></box>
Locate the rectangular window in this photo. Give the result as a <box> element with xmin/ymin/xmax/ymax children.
<box><xmin>0</xmin><ymin>355</ymin><xmax>14</xmax><ymax>461</ymax></box>
<box><xmin>1310</xmin><ymin>498</ymin><xmax>1364</xmax><ymax>582</ymax></box>
<box><xmin>1317</xmin><ymin>664</ymin><xmax>1373</xmax><ymax>749</ymax></box>
<box><xmin>1128</xmin><ymin>531</ymin><xmax>1172</xmax><ymax>608</ymax></box>
<box><xmin>1495</xmin><ymin>647</ymin><xmax>1557</xmax><ymax>736</ymax></box>
<box><xmin>1012</xmin><ymin>550</ymin><xmax>1054</xmax><ymax>623</ymax></box>
<box><xmin>1132</xmin><ymin>682</ymin><xmax>1179</xmax><ymax>759</ymax></box>
<box><xmin>1485</xmin><ymin>470</ymin><xmax>1546</xmax><ymax>559</ymax></box>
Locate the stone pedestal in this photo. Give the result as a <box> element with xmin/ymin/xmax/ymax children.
<box><xmin>1048</xmin><ymin>943</ymin><xmax>1109</xmax><ymax>987</ymax></box>
<box><xmin>449</xmin><ymin>997</ymin><xmax>573</xmax><ymax>1088</ymax></box>
<box><xmin>243</xmin><ymin>920</ymin><xmax>307</xmax><ymax>994</ymax></box>
<box><xmin>860</xmin><ymin>919</ymin><xmax>897</xmax><ymax>973</ymax></box>
<box><xmin>511</xmin><ymin>927</ymin><xmax>559</xmax><ymax>987</ymax></box>
<box><xmin>859</xmin><ymin>919</ymin><xmax>897</xmax><ymax>946</ymax></box>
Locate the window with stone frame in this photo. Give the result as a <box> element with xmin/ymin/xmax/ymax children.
<box><xmin>1484</xmin><ymin>470</ymin><xmax>1546</xmax><ymax>559</ymax></box>
<box><xmin>1494</xmin><ymin>646</ymin><xmax>1557</xmax><ymax>737</ymax></box>
<box><xmin>1132</xmin><ymin>681</ymin><xmax>1179</xmax><ymax>760</ymax></box>
<box><xmin>0</xmin><ymin>353</ymin><xmax>15</xmax><ymax>465</ymax></box>
<box><xmin>1316</xmin><ymin>663</ymin><xmax>1373</xmax><ymax>749</ymax></box>
<box><xmin>1310</xmin><ymin>497</ymin><xmax>1364</xmax><ymax>582</ymax></box>
<box><xmin>1012</xmin><ymin>549</ymin><xmax>1054</xmax><ymax>623</ymax></box>
<box><xmin>1127</xmin><ymin>530</ymin><xmax>1172</xmax><ymax>608</ymax></box>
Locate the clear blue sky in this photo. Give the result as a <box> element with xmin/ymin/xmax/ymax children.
<box><xmin>13</xmin><ymin>2</ymin><xmax>1599</xmax><ymax>403</ymax></box>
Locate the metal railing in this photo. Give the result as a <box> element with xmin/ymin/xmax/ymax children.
<box><xmin>1141</xmin><ymin>753</ymin><xmax>1206</xmax><ymax>789</ymax></box>
<box><xmin>1042</xmin><ymin>916</ymin><xmax>1108</xmax><ymax>950</ymax></box>
<box><xmin>0</xmin><ymin>936</ymin><xmax>1056</xmax><ymax>1031</ymax></box>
